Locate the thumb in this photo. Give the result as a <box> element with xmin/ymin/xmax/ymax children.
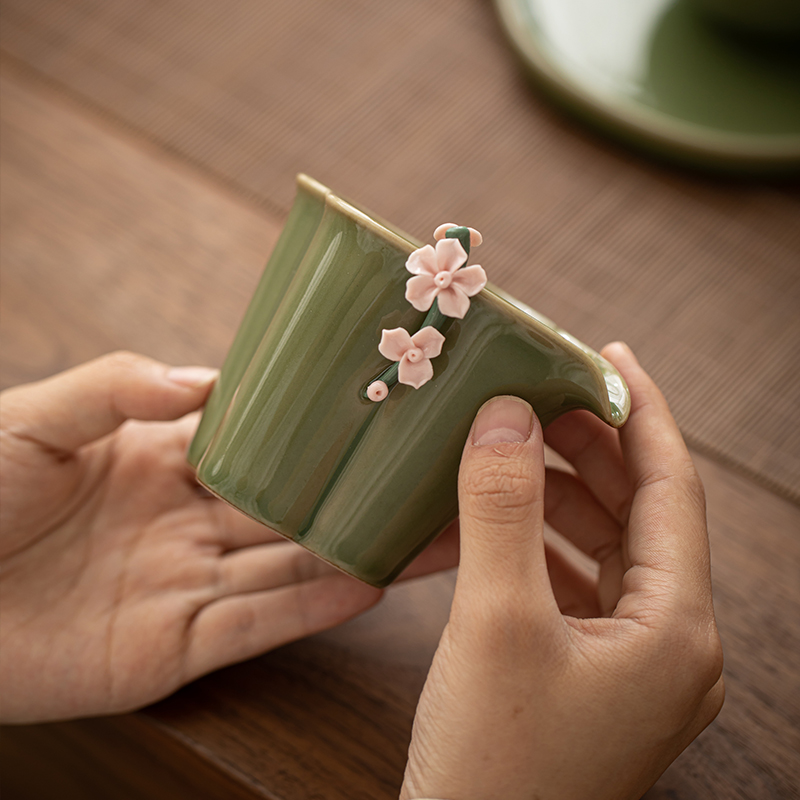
<box><xmin>456</xmin><ymin>396</ymin><xmax>557</xmax><ymax>612</ymax></box>
<box><xmin>0</xmin><ymin>351</ymin><xmax>218</xmax><ymax>452</ymax></box>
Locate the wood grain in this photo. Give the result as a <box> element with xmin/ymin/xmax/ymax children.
<box><xmin>0</xmin><ymin>58</ymin><xmax>279</xmax><ymax>388</ymax></box>
<box><xmin>1</xmin><ymin>59</ymin><xmax>798</xmax><ymax>800</ymax></box>
<box><xmin>0</xmin><ymin>715</ymin><xmax>273</xmax><ymax>800</ymax></box>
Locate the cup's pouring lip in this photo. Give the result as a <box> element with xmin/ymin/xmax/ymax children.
<box><xmin>295</xmin><ymin>173</ymin><xmax>630</xmax><ymax>427</ymax></box>
<box><xmin>488</xmin><ymin>286</ymin><xmax>631</xmax><ymax>427</ymax></box>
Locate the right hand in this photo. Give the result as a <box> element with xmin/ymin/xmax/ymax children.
<box><xmin>401</xmin><ymin>342</ymin><xmax>724</xmax><ymax>800</ymax></box>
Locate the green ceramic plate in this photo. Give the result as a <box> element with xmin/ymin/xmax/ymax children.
<box><xmin>494</xmin><ymin>0</ymin><xmax>800</xmax><ymax>175</ymax></box>
<box><xmin>189</xmin><ymin>175</ymin><xmax>630</xmax><ymax>587</ymax></box>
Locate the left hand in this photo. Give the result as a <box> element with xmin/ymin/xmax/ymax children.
<box><xmin>0</xmin><ymin>352</ymin><xmax>458</xmax><ymax>724</ymax></box>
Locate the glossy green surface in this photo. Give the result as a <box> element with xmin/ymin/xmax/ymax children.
<box><xmin>191</xmin><ymin>176</ymin><xmax>630</xmax><ymax>587</ymax></box>
<box><xmin>692</xmin><ymin>0</ymin><xmax>800</xmax><ymax>38</ymax></box>
<box><xmin>187</xmin><ymin>176</ymin><xmax>328</xmax><ymax>467</ymax></box>
<box><xmin>495</xmin><ymin>0</ymin><xmax>800</xmax><ymax>175</ymax></box>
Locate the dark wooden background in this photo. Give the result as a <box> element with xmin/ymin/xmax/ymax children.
<box><xmin>1</xmin><ymin>2</ymin><xmax>799</xmax><ymax>796</ymax></box>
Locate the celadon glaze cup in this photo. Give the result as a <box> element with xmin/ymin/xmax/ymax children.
<box><xmin>689</xmin><ymin>0</ymin><xmax>800</xmax><ymax>39</ymax></box>
<box><xmin>188</xmin><ymin>175</ymin><xmax>630</xmax><ymax>587</ymax></box>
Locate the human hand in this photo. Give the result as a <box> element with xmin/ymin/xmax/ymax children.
<box><xmin>401</xmin><ymin>343</ymin><xmax>724</xmax><ymax>800</ymax></box>
<box><xmin>0</xmin><ymin>352</ymin><xmax>458</xmax><ymax>724</ymax></box>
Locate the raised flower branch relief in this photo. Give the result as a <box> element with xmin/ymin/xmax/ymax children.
<box><xmin>405</xmin><ymin>233</ymin><xmax>486</xmax><ymax>318</ymax></box>
<box><xmin>365</xmin><ymin>225</ymin><xmax>487</xmax><ymax>401</ymax></box>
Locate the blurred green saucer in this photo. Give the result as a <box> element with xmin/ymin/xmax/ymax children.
<box><xmin>495</xmin><ymin>0</ymin><xmax>800</xmax><ymax>176</ymax></box>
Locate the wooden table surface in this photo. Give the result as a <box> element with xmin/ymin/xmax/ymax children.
<box><xmin>1</xmin><ymin>56</ymin><xmax>799</xmax><ymax>800</ymax></box>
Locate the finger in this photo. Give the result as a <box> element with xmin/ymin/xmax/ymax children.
<box><xmin>543</xmin><ymin>542</ymin><xmax>600</xmax><ymax>619</ymax></box>
<box><xmin>695</xmin><ymin>675</ymin><xmax>725</xmax><ymax>732</ymax></box>
<box><xmin>455</xmin><ymin>396</ymin><xmax>559</xmax><ymax>619</ymax></box>
<box><xmin>208</xmin><ymin>501</ymin><xmax>287</xmax><ymax>550</ymax></box>
<box><xmin>218</xmin><ymin>540</ymin><xmax>339</xmax><ymax>594</ymax></box>
<box><xmin>604</xmin><ymin>343</ymin><xmax>711</xmax><ymax>614</ymax></box>
<box><xmin>0</xmin><ymin>351</ymin><xmax>218</xmax><ymax>452</ymax></box>
<box><xmin>397</xmin><ymin>521</ymin><xmax>460</xmax><ymax>581</ymax></box>
<box><xmin>545</xmin><ymin>467</ymin><xmax>625</xmax><ymax>614</ymax></box>
<box><xmin>544</xmin><ymin>467</ymin><xmax>622</xmax><ymax>563</ymax></box>
<box><xmin>185</xmin><ymin>574</ymin><xmax>383</xmax><ymax>678</ymax></box>
<box><xmin>543</xmin><ymin>407</ymin><xmax>630</xmax><ymax>524</ymax></box>
<box><xmin>672</xmin><ymin>675</ymin><xmax>725</xmax><ymax>760</ymax></box>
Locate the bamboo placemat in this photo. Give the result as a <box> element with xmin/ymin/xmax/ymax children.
<box><xmin>2</xmin><ymin>0</ymin><xmax>798</xmax><ymax>502</ymax></box>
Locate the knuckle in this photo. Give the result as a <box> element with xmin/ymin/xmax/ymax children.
<box><xmin>683</xmin><ymin>466</ymin><xmax>707</xmax><ymax>511</ymax></box>
<box><xmin>452</xmin><ymin>590</ymin><xmax>560</xmax><ymax>662</ymax></box>
<box><xmin>103</xmin><ymin>350</ymin><xmax>149</xmax><ymax>375</ymax></box>
<box><xmin>627</xmin><ymin>617</ymin><xmax>724</xmax><ymax>729</ymax></box>
<box><xmin>707</xmin><ymin>675</ymin><xmax>726</xmax><ymax>719</ymax></box>
<box><xmin>701</xmin><ymin>631</ymin><xmax>725</xmax><ymax>688</ymax></box>
<box><xmin>461</xmin><ymin>453</ymin><xmax>540</xmax><ymax>523</ymax></box>
<box><xmin>661</xmin><ymin>617</ymin><xmax>724</xmax><ymax>695</ymax></box>
<box><xmin>290</xmin><ymin>547</ymin><xmax>323</xmax><ymax>584</ymax></box>
<box><xmin>228</xmin><ymin>601</ymin><xmax>258</xmax><ymax>637</ymax></box>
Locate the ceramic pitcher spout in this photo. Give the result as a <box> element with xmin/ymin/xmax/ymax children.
<box><xmin>486</xmin><ymin>284</ymin><xmax>630</xmax><ymax>429</ymax></box>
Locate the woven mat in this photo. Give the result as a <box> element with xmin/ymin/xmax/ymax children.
<box><xmin>2</xmin><ymin>0</ymin><xmax>799</xmax><ymax>503</ymax></box>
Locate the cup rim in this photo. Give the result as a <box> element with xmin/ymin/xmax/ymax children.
<box><xmin>296</xmin><ymin>173</ymin><xmax>630</xmax><ymax>427</ymax></box>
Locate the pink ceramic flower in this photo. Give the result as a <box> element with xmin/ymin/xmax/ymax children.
<box><xmin>433</xmin><ymin>223</ymin><xmax>483</xmax><ymax>246</ymax></box>
<box><xmin>378</xmin><ymin>326</ymin><xmax>446</xmax><ymax>389</ymax></box>
<box><xmin>366</xmin><ymin>380</ymin><xmax>389</xmax><ymax>402</ymax></box>
<box><xmin>405</xmin><ymin>238</ymin><xmax>487</xmax><ymax>319</ymax></box>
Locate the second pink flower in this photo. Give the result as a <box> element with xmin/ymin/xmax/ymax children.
<box><xmin>378</xmin><ymin>326</ymin><xmax>446</xmax><ymax>389</ymax></box>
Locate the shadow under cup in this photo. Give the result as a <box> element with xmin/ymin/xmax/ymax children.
<box><xmin>188</xmin><ymin>175</ymin><xmax>630</xmax><ymax>587</ymax></box>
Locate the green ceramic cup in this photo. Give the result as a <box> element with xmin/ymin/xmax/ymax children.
<box><xmin>690</xmin><ymin>0</ymin><xmax>800</xmax><ymax>39</ymax></box>
<box><xmin>188</xmin><ymin>175</ymin><xmax>630</xmax><ymax>587</ymax></box>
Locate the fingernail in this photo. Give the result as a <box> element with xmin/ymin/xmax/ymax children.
<box><xmin>473</xmin><ymin>396</ymin><xmax>533</xmax><ymax>446</ymax></box>
<box><xmin>167</xmin><ymin>366</ymin><xmax>219</xmax><ymax>388</ymax></box>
